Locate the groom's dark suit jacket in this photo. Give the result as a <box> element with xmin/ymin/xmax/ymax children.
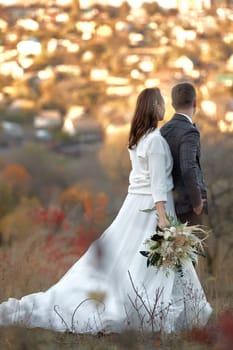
<box><xmin>160</xmin><ymin>114</ymin><xmax>207</xmax><ymax>216</ymax></box>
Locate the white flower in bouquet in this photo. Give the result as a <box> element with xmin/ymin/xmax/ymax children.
<box><xmin>169</xmin><ymin>226</ymin><xmax>177</xmax><ymax>234</ymax></box>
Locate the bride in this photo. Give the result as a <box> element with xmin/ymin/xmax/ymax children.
<box><xmin>0</xmin><ymin>88</ymin><xmax>212</xmax><ymax>334</ymax></box>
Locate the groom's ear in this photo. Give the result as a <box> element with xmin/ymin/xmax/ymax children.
<box><xmin>193</xmin><ymin>99</ymin><xmax>197</xmax><ymax>108</ymax></box>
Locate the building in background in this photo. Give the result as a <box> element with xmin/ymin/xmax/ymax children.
<box><xmin>177</xmin><ymin>0</ymin><xmax>211</xmax><ymax>12</ymax></box>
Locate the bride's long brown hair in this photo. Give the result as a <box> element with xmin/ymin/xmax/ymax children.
<box><xmin>128</xmin><ymin>87</ymin><xmax>163</xmax><ymax>149</ymax></box>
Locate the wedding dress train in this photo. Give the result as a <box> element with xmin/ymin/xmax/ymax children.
<box><xmin>0</xmin><ymin>192</ymin><xmax>212</xmax><ymax>333</ymax></box>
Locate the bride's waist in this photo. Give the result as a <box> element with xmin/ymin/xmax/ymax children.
<box><xmin>128</xmin><ymin>184</ymin><xmax>171</xmax><ymax>195</ymax></box>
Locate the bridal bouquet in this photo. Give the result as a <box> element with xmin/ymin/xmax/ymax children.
<box><xmin>140</xmin><ymin>210</ymin><xmax>208</xmax><ymax>275</ymax></box>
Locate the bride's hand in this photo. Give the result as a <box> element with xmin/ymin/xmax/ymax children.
<box><xmin>158</xmin><ymin>216</ymin><xmax>170</xmax><ymax>229</ymax></box>
<box><xmin>155</xmin><ymin>201</ymin><xmax>170</xmax><ymax>229</ymax></box>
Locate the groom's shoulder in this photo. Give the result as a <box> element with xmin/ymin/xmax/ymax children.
<box><xmin>160</xmin><ymin>117</ymin><xmax>177</xmax><ymax>134</ymax></box>
<box><xmin>161</xmin><ymin>116</ymin><xmax>194</xmax><ymax>131</ymax></box>
<box><xmin>160</xmin><ymin>119</ymin><xmax>198</xmax><ymax>143</ymax></box>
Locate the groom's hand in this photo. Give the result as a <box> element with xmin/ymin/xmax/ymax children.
<box><xmin>193</xmin><ymin>199</ymin><xmax>206</xmax><ymax>215</ymax></box>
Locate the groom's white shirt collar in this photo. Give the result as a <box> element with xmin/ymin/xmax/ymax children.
<box><xmin>177</xmin><ymin>113</ymin><xmax>193</xmax><ymax>125</ymax></box>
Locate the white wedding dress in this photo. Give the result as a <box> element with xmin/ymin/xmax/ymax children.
<box><xmin>0</xmin><ymin>130</ymin><xmax>212</xmax><ymax>333</ymax></box>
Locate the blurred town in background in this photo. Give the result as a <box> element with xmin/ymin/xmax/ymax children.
<box><xmin>0</xmin><ymin>0</ymin><xmax>233</xmax><ymax>152</ymax></box>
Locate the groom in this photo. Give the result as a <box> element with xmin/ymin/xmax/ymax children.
<box><xmin>160</xmin><ymin>82</ymin><xmax>208</xmax><ymax>225</ymax></box>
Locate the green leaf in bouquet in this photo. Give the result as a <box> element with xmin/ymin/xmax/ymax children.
<box><xmin>167</xmin><ymin>215</ymin><xmax>184</xmax><ymax>228</ymax></box>
<box><xmin>150</xmin><ymin>243</ymin><xmax>159</xmax><ymax>250</ymax></box>
<box><xmin>156</xmin><ymin>225</ymin><xmax>164</xmax><ymax>233</ymax></box>
<box><xmin>140</xmin><ymin>206</ymin><xmax>157</xmax><ymax>213</ymax></box>
<box><xmin>140</xmin><ymin>251</ymin><xmax>149</xmax><ymax>258</ymax></box>
<box><xmin>193</xmin><ymin>250</ymin><xmax>206</xmax><ymax>258</ymax></box>
<box><xmin>176</xmin><ymin>262</ymin><xmax>184</xmax><ymax>277</ymax></box>
<box><xmin>151</xmin><ymin>233</ymin><xmax>163</xmax><ymax>241</ymax></box>
<box><xmin>151</xmin><ymin>252</ymin><xmax>161</xmax><ymax>266</ymax></box>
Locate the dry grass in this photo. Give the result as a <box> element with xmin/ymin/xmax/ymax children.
<box><xmin>0</xmin><ymin>327</ymin><xmax>212</xmax><ymax>350</ymax></box>
<box><xmin>0</xmin><ymin>235</ymin><xmax>232</xmax><ymax>350</ymax></box>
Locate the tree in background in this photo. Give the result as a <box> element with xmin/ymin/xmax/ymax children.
<box><xmin>98</xmin><ymin>130</ymin><xmax>130</xmax><ymax>199</ymax></box>
<box><xmin>0</xmin><ymin>163</ymin><xmax>32</xmax><ymax>224</ymax></box>
<box><xmin>11</xmin><ymin>143</ymin><xmax>72</xmax><ymax>204</ymax></box>
<box><xmin>1</xmin><ymin>163</ymin><xmax>31</xmax><ymax>194</ymax></box>
<box><xmin>0</xmin><ymin>197</ymin><xmax>41</xmax><ymax>244</ymax></box>
<box><xmin>202</xmin><ymin>134</ymin><xmax>233</xmax><ymax>275</ymax></box>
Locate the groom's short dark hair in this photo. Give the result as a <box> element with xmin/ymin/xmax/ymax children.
<box><xmin>171</xmin><ymin>82</ymin><xmax>196</xmax><ymax>109</ymax></box>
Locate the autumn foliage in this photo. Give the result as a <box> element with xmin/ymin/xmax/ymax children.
<box><xmin>18</xmin><ymin>190</ymin><xmax>109</xmax><ymax>278</ymax></box>
<box><xmin>0</xmin><ymin>163</ymin><xmax>32</xmax><ymax>221</ymax></box>
<box><xmin>189</xmin><ymin>310</ymin><xmax>233</xmax><ymax>350</ymax></box>
<box><xmin>1</xmin><ymin>163</ymin><xmax>31</xmax><ymax>190</ymax></box>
